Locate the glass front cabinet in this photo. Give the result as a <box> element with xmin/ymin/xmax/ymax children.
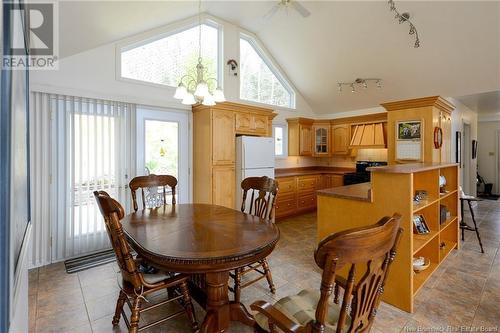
<box><xmin>313</xmin><ymin>122</ymin><xmax>331</xmax><ymax>156</ymax></box>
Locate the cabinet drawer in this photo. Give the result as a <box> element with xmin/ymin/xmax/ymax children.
<box><xmin>297</xmin><ymin>193</ymin><xmax>316</xmax><ymax>209</ymax></box>
<box><xmin>297</xmin><ymin>175</ymin><xmax>318</xmax><ymax>192</ymax></box>
<box><xmin>275</xmin><ymin>197</ymin><xmax>297</xmax><ymax>217</ymax></box>
<box><xmin>277</xmin><ymin>177</ymin><xmax>296</xmax><ymax>194</ymax></box>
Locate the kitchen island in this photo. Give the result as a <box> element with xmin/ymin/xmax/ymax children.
<box><xmin>317</xmin><ymin>163</ymin><xmax>459</xmax><ymax>313</ymax></box>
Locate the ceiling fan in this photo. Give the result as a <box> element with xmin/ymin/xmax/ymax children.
<box><xmin>264</xmin><ymin>0</ymin><xmax>311</xmax><ymax>19</ymax></box>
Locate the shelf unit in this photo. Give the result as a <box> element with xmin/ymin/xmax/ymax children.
<box><xmin>317</xmin><ymin>162</ymin><xmax>459</xmax><ymax>313</ymax></box>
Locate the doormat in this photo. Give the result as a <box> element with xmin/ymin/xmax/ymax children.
<box><xmin>477</xmin><ymin>193</ymin><xmax>500</xmax><ymax>201</ymax></box>
<box><xmin>64</xmin><ymin>249</ymin><xmax>115</xmax><ymax>274</ymax></box>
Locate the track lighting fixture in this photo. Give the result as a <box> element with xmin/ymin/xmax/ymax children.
<box><xmin>337</xmin><ymin>78</ymin><xmax>382</xmax><ymax>93</ymax></box>
<box><xmin>387</xmin><ymin>0</ymin><xmax>421</xmax><ymax>48</ymax></box>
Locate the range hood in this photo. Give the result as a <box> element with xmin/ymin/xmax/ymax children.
<box><xmin>349</xmin><ymin>122</ymin><xmax>386</xmax><ymax>148</ymax></box>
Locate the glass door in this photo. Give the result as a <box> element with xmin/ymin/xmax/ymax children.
<box><xmin>136</xmin><ymin>107</ymin><xmax>190</xmax><ymax>203</ymax></box>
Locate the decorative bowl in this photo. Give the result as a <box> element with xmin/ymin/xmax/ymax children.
<box><xmin>413</xmin><ymin>257</ymin><xmax>430</xmax><ymax>273</ymax></box>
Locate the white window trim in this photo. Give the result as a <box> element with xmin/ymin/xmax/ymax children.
<box><xmin>239</xmin><ymin>32</ymin><xmax>296</xmax><ymax>109</ymax></box>
<box><xmin>115</xmin><ymin>14</ymin><xmax>223</xmax><ymax>91</ymax></box>
<box><xmin>273</xmin><ymin>123</ymin><xmax>288</xmax><ymax>159</ymax></box>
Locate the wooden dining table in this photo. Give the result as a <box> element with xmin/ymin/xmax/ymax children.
<box><xmin>121</xmin><ymin>203</ymin><xmax>280</xmax><ymax>333</ymax></box>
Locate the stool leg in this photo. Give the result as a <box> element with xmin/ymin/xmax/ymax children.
<box><xmin>468</xmin><ymin>201</ymin><xmax>484</xmax><ymax>253</ymax></box>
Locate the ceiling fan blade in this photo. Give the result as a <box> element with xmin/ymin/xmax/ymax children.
<box><xmin>263</xmin><ymin>4</ymin><xmax>280</xmax><ymax>20</ymax></box>
<box><xmin>291</xmin><ymin>1</ymin><xmax>311</xmax><ymax>17</ymax></box>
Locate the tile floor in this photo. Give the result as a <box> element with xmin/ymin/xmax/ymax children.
<box><xmin>29</xmin><ymin>200</ymin><xmax>500</xmax><ymax>332</ymax></box>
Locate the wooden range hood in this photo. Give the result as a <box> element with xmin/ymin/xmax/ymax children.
<box><xmin>349</xmin><ymin>122</ymin><xmax>386</xmax><ymax>148</ymax></box>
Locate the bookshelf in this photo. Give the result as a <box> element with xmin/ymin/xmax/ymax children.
<box><xmin>317</xmin><ymin>162</ymin><xmax>459</xmax><ymax>313</ymax></box>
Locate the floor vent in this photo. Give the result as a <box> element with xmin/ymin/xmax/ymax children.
<box><xmin>64</xmin><ymin>249</ymin><xmax>115</xmax><ymax>274</ymax></box>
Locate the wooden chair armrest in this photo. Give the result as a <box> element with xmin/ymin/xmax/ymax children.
<box><xmin>250</xmin><ymin>300</ymin><xmax>304</xmax><ymax>333</ymax></box>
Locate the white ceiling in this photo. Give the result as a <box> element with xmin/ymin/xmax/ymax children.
<box><xmin>58</xmin><ymin>1</ymin><xmax>500</xmax><ymax>114</ymax></box>
<box><xmin>456</xmin><ymin>90</ymin><xmax>500</xmax><ymax>114</ymax></box>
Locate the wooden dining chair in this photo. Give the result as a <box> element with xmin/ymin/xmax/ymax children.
<box><xmin>93</xmin><ymin>191</ymin><xmax>198</xmax><ymax>333</ymax></box>
<box><xmin>129</xmin><ymin>174</ymin><xmax>177</xmax><ymax>211</ymax></box>
<box><xmin>251</xmin><ymin>214</ymin><xmax>403</xmax><ymax>333</ymax></box>
<box><xmin>230</xmin><ymin>176</ymin><xmax>279</xmax><ymax>303</ymax></box>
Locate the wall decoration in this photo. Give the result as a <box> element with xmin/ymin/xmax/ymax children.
<box><xmin>413</xmin><ymin>214</ymin><xmax>430</xmax><ymax>234</ymax></box>
<box><xmin>396</xmin><ymin>120</ymin><xmax>423</xmax><ymax>161</ymax></box>
<box><xmin>433</xmin><ymin>127</ymin><xmax>443</xmax><ymax>149</ymax></box>
<box><xmin>472</xmin><ymin>140</ymin><xmax>478</xmax><ymax>159</ymax></box>
<box><xmin>397</xmin><ymin>121</ymin><xmax>422</xmax><ymax>140</ymax></box>
<box><xmin>455</xmin><ymin>131</ymin><xmax>461</xmax><ymax>167</ymax></box>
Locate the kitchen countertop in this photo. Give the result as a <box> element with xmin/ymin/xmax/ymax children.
<box><xmin>317</xmin><ymin>182</ymin><xmax>372</xmax><ymax>202</ymax></box>
<box><xmin>275</xmin><ymin>167</ymin><xmax>354</xmax><ymax>177</ymax></box>
<box><xmin>367</xmin><ymin>162</ymin><xmax>459</xmax><ymax>174</ymax></box>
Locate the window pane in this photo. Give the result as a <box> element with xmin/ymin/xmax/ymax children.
<box><xmin>275</xmin><ymin>127</ymin><xmax>283</xmax><ymax>155</ymax></box>
<box><xmin>121</xmin><ymin>24</ymin><xmax>218</xmax><ymax>89</ymax></box>
<box><xmin>240</xmin><ymin>38</ymin><xmax>292</xmax><ymax>108</ymax></box>
<box><xmin>144</xmin><ymin>120</ymin><xmax>179</xmax><ymax>178</ymax></box>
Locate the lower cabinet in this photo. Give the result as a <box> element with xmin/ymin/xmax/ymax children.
<box><xmin>275</xmin><ymin>174</ymin><xmax>344</xmax><ymax>220</ymax></box>
<box><xmin>212</xmin><ymin>166</ymin><xmax>235</xmax><ymax>209</ymax></box>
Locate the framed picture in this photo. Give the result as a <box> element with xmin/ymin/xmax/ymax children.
<box><xmin>455</xmin><ymin>131</ymin><xmax>461</xmax><ymax>166</ymax></box>
<box><xmin>397</xmin><ymin>121</ymin><xmax>422</xmax><ymax>141</ymax></box>
<box><xmin>413</xmin><ymin>215</ymin><xmax>430</xmax><ymax>234</ymax></box>
<box><xmin>472</xmin><ymin>140</ymin><xmax>478</xmax><ymax>159</ymax></box>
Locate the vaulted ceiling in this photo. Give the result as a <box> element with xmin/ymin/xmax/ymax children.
<box><xmin>59</xmin><ymin>1</ymin><xmax>500</xmax><ymax>114</ymax></box>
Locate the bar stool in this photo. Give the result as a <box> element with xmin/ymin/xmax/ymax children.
<box><xmin>459</xmin><ymin>197</ymin><xmax>484</xmax><ymax>253</ymax></box>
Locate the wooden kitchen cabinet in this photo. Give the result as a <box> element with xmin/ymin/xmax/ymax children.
<box><xmin>193</xmin><ymin>102</ymin><xmax>276</xmax><ymax>209</ymax></box>
<box><xmin>313</xmin><ymin>122</ymin><xmax>330</xmax><ymax>156</ymax></box>
<box><xmin>212</xmin><ymin>110</ymin><xmax>235</xmax><ymax>165</ymax></box>
<box><xmin>212</xmin><ymin>166</ymin><xmax>236</xmax><ymax>208</ymax></box>
<box><xmin>275</xmin><ymin>173</ymin><xmax>344</xmax><ymax>220</ymax></box>
<box><xmin>235</xmin><ymin>112</ymin><xmax>269</xmax><ymax>136</ymax></box>
<box><xmin>331</xmin><ymin>124</ymin><xmax>350</xmax><ymax>155</ymax></box>
<box><xmin>287</xmin><ymin>118</ymin><xmax>314</xmax><ymax>156</ymax></box>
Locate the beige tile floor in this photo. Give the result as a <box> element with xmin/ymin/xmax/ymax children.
<box><xmin>29</xmin><ymin>200</ymin><xmax>500</xmax><ymax>332</ymax></box>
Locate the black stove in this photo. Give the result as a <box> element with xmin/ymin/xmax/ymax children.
<box><xmin>343</xmin><ymin>161</ymin><xmax>387</xmax><ymax>186</ymax></box>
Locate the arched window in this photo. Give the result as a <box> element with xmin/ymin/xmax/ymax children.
<box><xmin>120</xmin><ymin>23</ymin><xmax>219</xmax><ymax>89</ymax></box>
<box><xmin>240</xmin><ymin>35</ymin><xmax>295</xmax><ymax>108</ymax></box>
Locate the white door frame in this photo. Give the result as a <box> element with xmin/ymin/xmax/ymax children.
<box><xmin>136</xmin><ymin>106</ymin><xmax>191</xmax><ymax>203</ymax></box>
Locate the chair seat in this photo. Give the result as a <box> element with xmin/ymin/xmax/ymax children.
<box><xmin>143</xmin><ymin>271</ymin><xmax>172</xmax><ymax>284</ymax></box>
<box><xmin>255</xmin><ymin>289</ymin><xmax>351</xmax><ymax>333</ymax></box>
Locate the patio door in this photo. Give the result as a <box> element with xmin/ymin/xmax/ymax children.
<box><xmin>136</xmin><ymin>107</ymin><xmax>190</xmax><ymax>203</ymax></box>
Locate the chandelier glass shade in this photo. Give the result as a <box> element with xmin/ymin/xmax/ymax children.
<box><xmin>173</xmin><ymin>0</ymin><xmax>225</xmax><ymax>106</ymax></box>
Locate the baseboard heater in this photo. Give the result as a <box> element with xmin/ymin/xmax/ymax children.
<box><xmin>64</xmin><ymin>249</ymin><xmax>115</xmax><ymax>274</ymax></box>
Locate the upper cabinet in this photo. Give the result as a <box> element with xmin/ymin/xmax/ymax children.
<box><xmin>312</xmin><ymin>122</ymin><xmax>331</xmax><ymax>156</ymax></box>
<box><xmin>235</xmin><ymin>112</ymin><xmax>269</xmax><ymax>136</ymax></box>
<box><xmin>331</xmin><ymin>124</ymin><xmax>350</xmax><ymax>155</ymax></box>
<box><xmin>287</xmin><ymin>118</ymin><xmax>314</xmax><ymax>156</ymax></box>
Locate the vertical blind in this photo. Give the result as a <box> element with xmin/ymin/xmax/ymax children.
<box><xmin>29</xmin><ymin>92</ymin><xmax>135</xmax><ymax>267</ymax></box>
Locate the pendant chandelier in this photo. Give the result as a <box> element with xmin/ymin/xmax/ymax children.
<box><xmin>173</xmin><ymin>0</ymin><xmax>225</xmax><ymax>106</ymax></box>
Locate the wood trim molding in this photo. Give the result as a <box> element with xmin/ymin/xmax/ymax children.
<box><xmin>381</xmin><ymin>96</ymin><xmax>455</xmax><ymax>114</ymax></box>
<box><xmin>330</xmin><ymin>113</ymin><xmax>388</xmax><ymax>125</ymax></box>
<box><xmin>192</xmin><ymin>101</ymin><xmax>277</xmax><ymax>118</ymax></box>
<box><xmin>286</xmin><ymin>117</ymin><xmax>315</xmax><ymax>125</ymax></box>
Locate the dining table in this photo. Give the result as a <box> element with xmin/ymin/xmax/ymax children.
<box><xmin>121</xmin><ymin>203</ymin><xmax>280</xmax><ymax>333</ymax></box>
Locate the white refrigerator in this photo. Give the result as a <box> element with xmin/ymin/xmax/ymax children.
<box><xmin>236</xmin><ymin>136</ymin><xmax>275</xmax><ymax>209</ymax></box>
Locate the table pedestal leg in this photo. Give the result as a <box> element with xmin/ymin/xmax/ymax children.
<box><xmin>200</xmin><ymin>271</ymin><xmax>256</xmax><ymax>333</ymax></box>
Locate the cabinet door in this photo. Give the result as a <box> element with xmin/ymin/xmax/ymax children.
<box><xmin>212</xmin><ymin>110</ymin><xmax>235</xmax><ymax>165</ymax></box>
<box><xmin>212</xmin><ymin>166</ymin><xmax>236</xmax><ymax>208</ymax></box>
<box><xmin>299</xmin><ymin>124</ymin><xmax>313</xmax><ymax>156</ymax></box>
<box><xmin>253</xmin><ymin>115</ymin><xmax>269</xmax><ymax>136</ymax></box>
<box><xmin>313</xmin><ymin>125</ymin><xmax>330</xmax><ymax>156</ymax></box>
<box><xmin>235</xmin><ymin>113</ymin><xmax>252</xmax><ymax>134</ymax></box>
<box><xmin>332</xmin><ymin>124</ymin><xmax>349</xmax><ymax>155</ymax></box>
<box><xmin>330</xmin><ymin>175</ymin><xmax>344</xmax><ymax>187</ymax></box>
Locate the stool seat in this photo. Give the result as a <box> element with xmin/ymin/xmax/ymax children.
<box><xmin>459</xmin><ymin>196</ymin><xmax>484</xmax><ymax>253</ymax></box>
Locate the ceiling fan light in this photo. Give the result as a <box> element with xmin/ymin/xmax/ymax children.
<box><xmin>173</xmin><ymin>84</ymin><xmax>187</xmax><ymax>100</ymax></box>
<box><xmin>202</xmin><ymin>93</ymin><xmax>216</xmax><ymax>106</ymax></box>
<box><xmin>181</xmin><ymin>92</ymin><xmax>196</xmax><ymax>105</ymax></box>
<box><xmin>213</xmin><ymin>88</ymin><xmax>226</xmax><ymax>102</ymax></box>
<box><xmin>194</xmin><ymin>81</ymin><xmax>209</xmax><ymax>98</ymax></box>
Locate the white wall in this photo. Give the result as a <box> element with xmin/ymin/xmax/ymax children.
<box><xmin>31</xmin><ymin>14</ymin><xmax>314</xmax><ymax>122</ymax></box>
<box><xmin>448</xmin><ymin>98</ymin><xmax>478</xmax><ymax>196</ymax></box>
<box><xmin>477</xmin><ymin>120</ymin><xmax>500</xmax><ymax>193</ymax></box>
